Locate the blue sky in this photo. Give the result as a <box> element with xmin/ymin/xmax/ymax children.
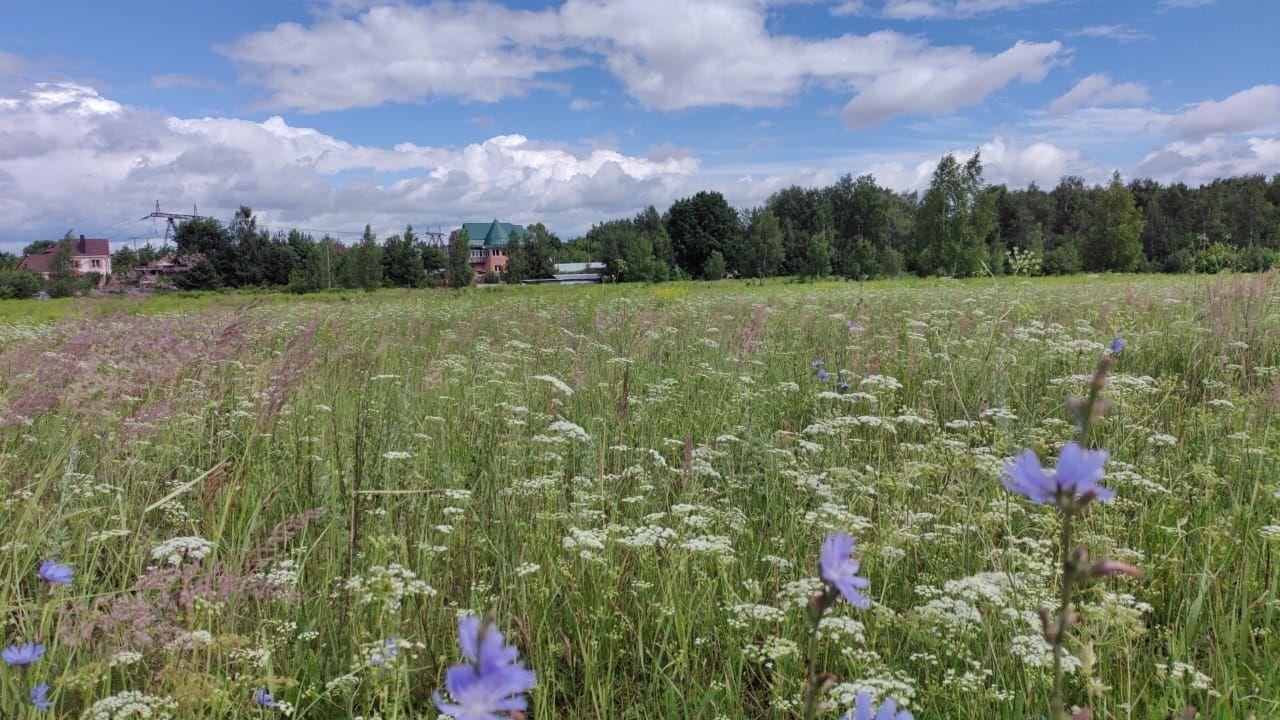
<box><xmin>1</xmin><ymin>0</ymin><xmax>1277</xmax><ymax>251</ymax></box>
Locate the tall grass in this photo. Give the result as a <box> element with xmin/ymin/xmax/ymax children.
<box><xmin>0</xmin><ymin>274</ymin><xmax>1276</xmax><ymax>718</ymax></box>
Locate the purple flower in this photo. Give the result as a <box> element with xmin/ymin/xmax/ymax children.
<box><xmin>434</xmin><ymin>616</ymin><xmax>536</xmax><ymax>720</ymax></box>
<box><xmin>30</xmin><ymin>683</ymin><xmax>52</xmax><ymax>712</ymax></box>
<box><xmin>817</xmin><ymin>370</ymin><xmax>831</xmax><ymax>382</ymax></box>
<box><xmin>837</xmin><ymin>381</ymin><xmax>851</xmax><ymax>392</ymax></box>
<box><xmin>3</xmin><ymin>643</ymin><xmax>45</xmax><ymax>666</ymax></box>
<box><xmin>819</xmin><ymin>532</ymin><xmax>870</xmax><ymax>609</ymax></box>
<box><xmin>38</xmin><ymin>561</ymin><xmax>73</xmax><ymax>585</ymax></box>
<box><xmin>369</xmin><ymin>636</ymin><xmax>400</xmax><ymax>667</ymax></box>
<box><xmin>1108</xmin><ymin>336</ymin><xmax>1126</xmax><ymax>355</ymax></box>
<box><xmin>1004</xmin><ymin>442</ymin><xmax>1112</xmax><ymax>506</ymax></box>
<box><xmin>254</xmin><ymin>687</ymin><xmax>275</xmax><ymax>708</ymax></box>
<box><xmin>845</xmin><ymin>691</ymin><xmax>913</xmax><ymax>720</ymax></box>
<box><xmin>811</xmin><ymin>359</ymin><xmax>825</xmax><ymax>368</ymax></box>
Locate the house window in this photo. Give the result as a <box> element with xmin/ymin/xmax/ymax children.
<box><xmin>91</xmin><ymin>259</ymin><xmax>101</xmax><ymax>268</ymax></box>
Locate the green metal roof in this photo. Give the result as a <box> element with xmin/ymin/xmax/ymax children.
<box><xmin>458</xmin><ymin>219</ymin><xmax>531</xmax><ymax>248</ymax></box>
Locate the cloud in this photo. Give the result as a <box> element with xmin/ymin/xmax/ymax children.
<box><xmin>841</xmin><ymin>40</ymin><xmax>1061</xmax><ymax>127</ymax></box>
<box><xmin>855</xmin><ymin>135</ymin><xmax>1095</xmax><ymax>192</ymax></box>
<box><xmin>877</xmin><ymin>0</ymin><xmax>1049</xmax><ymax>20</ymax></box>
<box><xmin>1070</xmin><ymin>24</ymin><xmax>1152</xmax><ymax>43</ymax></box>
<box><xmin>221</xmin><ymin>0</ymin><xmax>1063</xmax><ymax>127</ymax></box>
<box><xmin>1159</xmin><ymin>0</ymin><xmax>1215</xmax><ymax>7</ymax></box>
<box><xmin>976</xmin><ymin>135</ymin><xmax>1093</xmax><ymax>187</ymax></box>
<box><xmin>222</xmin><ymin>3</ymin><xmax>576</xmax><ymax>112</ymax></box>
<box><xmin>1048</xmin><ymin>74</ymin><xmax>1148</xmax><ymax>116</ymax></box>
<box><xmin>1166</xmin><ymin>84</ymin><xmax>1280</xmax><ymax>138</ymax></box>
<box><xmin>568</xmin><ymin>98</ymin><xmax>602</xmax><ymax>111</ymax></box>
<box><xmin>1135</xmin><ymin>132</ymin><xmax>1280</xmax><ymax>184</ymax></box>
<box><xmin>0</xmin><ymin>80</ymin><xmax>701</xmax><ymax>246</ymax></box>
<box><xmin>829</xmin><ymin>1</ymin><xmax>870</xmax><ymax>15</ymax></box>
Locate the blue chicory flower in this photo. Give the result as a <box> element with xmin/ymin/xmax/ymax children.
<box><xmin>38</xmin><ymin>561</ymin><xmax>73</xmax><ymax>585</ymax></box>
<box><xmin>817</xmin><ymin>370</ymin><xmax>831</xmax><ymax>382</ymax></box>
<box><xmin>1108</xmin><ymin>335</ymin><xmax>1125</xmax><ymax>355</ymax></box>
<box><xmin>837</xmin><ymin>381</ymin><xmax>851</xmax><ymax>392</ymax></box>
<box><xmin>819</xmin><ymin>531</ymin><xmax>870</xmax><ymax>609</ymax></box>
<box><xmin>3</xmin><ymin>643</ymin><xmax>45</xmax><ymax>666</ymax></box>
<box><xmin>845</xmin><ymin>691</ymin><xmax>913</xmax><ymax>720</ymax></box>
<box><xmin>434</xmin><ymin>616</ymin><xmax>537</xmax><ymax>720</ymax></box>
<box><xmin>811</xmin><ymin>359</ymin><xmax>824</xmax><ymax>368</ymax></box>
<box><xmin>254</xmin><ymin>687</ymin><xmax>276</xmax><ymax>708</ymax></box>
<box><xmin>30</xmin><ymin>683</ymin><xmax>52</xmax><ymax>712</ymax></box>
<box><xmin>1004</xmin><ymin>442</ymin><xmax>1112</xmax><ymax>506</ymax></box>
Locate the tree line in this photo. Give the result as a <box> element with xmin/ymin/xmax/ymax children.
<box><xmin>2</xmin><ymin>151</ymin><xmax>1278</xmax><ymax>299</ymax></box>
<box><xmin>583</xmin><ymin>153</ymin><xmax>1280</xmax><ymax>283</ymax></box>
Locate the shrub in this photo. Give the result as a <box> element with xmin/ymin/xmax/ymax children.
<box><xmin>1193</xmin><ymin>242</ymin><xmax>1241</xmax><ymax>274</ymax></box>
<box><xmin>0</xmin><ymin>270</ymin><xmax>46</xmax><ymax>299</ymax></box>
<box><xmin>1042</xmin><ymin>243</ymin><xmax>1081</xmax><ymax>275</ymax></box>
<box><xmin>1238</xmin><ymin>246</ymin><xmax>1277</xmax><ymax>273</ymax></box>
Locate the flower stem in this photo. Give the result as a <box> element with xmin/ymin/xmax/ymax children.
<box><xmin>1051</xmin><ymin>509</ymin><xmax>1075</xmax><ymax>720</ymax></box>
<box><xmin>801</xmin><ymin>592</ymin><xmax>830</xmax><ymax>720</ymax></box>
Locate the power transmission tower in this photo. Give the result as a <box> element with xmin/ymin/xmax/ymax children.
<box><xmin>140</xmin><ymin>201</ymin><xmax>206</xmax><ymax>243</ymax></box>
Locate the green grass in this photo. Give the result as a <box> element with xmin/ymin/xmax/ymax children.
<box><xmin>0</xmin><ymin>274</ymin><xmax>1276</xmax><ymax>719</ymax></box>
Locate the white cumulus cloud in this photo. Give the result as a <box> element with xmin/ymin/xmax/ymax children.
<box><xmin>1048</xmin><ymin>74</ymin><xmax>1149</xmax><ymax>116</ymax></box>
<box><xmin>0</xmin><ymin>81</ymin><xmax>699</xmax><ymax>247</ymax></box>
<box><xmin>1166</xmin><ymin>84</ymin><xmax>1280</xmax><ymax>139</ymax></box>
<box><xmin>221</xmin><ymin>0</ymin><xmax>1063</xmax><ymax>128</ymax></box>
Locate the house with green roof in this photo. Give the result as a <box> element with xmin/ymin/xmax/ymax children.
<box><xmin>448</xmin><ymin>219</ymin><xmax>532</xmax><ymax>278</ymax></box>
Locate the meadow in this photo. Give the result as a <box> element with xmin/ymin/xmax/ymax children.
<box><xmin>0</xmin><ymin>274</ymin><xmax>1276</xmax><ymax>719</ymax></box>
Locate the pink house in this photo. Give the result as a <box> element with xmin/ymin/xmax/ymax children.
<box><xmin>18</xmin><ymin>235</ymin><xmax>112</xmax><ymax>283</ymax></box>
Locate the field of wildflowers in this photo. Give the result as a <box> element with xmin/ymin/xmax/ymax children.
<box><xmin>1</xmin><ymin>274</ymin><xmax>1277</xmax><ymax>719</ymax></box>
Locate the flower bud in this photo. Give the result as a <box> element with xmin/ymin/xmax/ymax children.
<box><xmin>1090</xmin><ymin>558</ymin><xmax>1143</xmax><ymax>579</ymax></box>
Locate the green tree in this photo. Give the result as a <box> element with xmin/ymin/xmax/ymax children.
<box><xmin>739</xmin><ymin>207</ymin><xmax>784</xmax><ymax>281</ymax></box>
<box><xmin>382</xmin><ymin>225</ymin><xmax>425</xmax><ymax>287</ymax></box>
<box><xmin>914</xmin><ymin>152</ymin><xmax>996</xmax><ymax>277</ymax></box>
<box><xmin>665</xmin><ymin>191</ymin><xmax>741</xmax><ymax>278</ymax></box>
<box><xmin>174</xmin><ymin>216</ymin><xmax>233</xmax><ymax>287</ymax></box>
<box><xmin>176</xmin><ymin>257</ymin><xmax>222</xmax><ymax>290</ymax></box>
<box><xmin>523</xmin><ymin>223</ymin><xmax>558</xmax><ymax>279</ymax></box>
<box><xmin>1083</xmin><ymin>172</ymin><xmax>1145</xmax><ymax>272</ymax></box>
<box><xmin>766</xmin><ymin>185</ymin><xmax>827</xmax><ymax>275</ymax></box>
<box><xmin>593</xmin><ymin>219</ymin><xmax>663</xmax><ymax>282</ymax></box>
<box><xmin>447</xmin><ymin>228</ymin><xmax>474</xmax><ymax>289</ymax></box>
<box><xmin>47</xmin><ymin>234</ymin><xmax>80</xmax><ymax>297</ymax></box>
<box><xmin>703</xmin><ymin>250</ymin><xmax>727</xmax><ymax>280</ymax></box>
<box><xmin>798</xmin><ymin>231</ymin><xmax>833</xmax><ymax>280</ymax></box>
<box><xmin>504</xmin><ymin>234</ymin><xmax>528</xmax><ymax>283</ymax></box>
<box><xmin>22</xmin><ymin>240</ymin><xmax>56</xmax><ymax>256</ymax></box>
<box><xmin>634</xmin><ymin>205</ymin><xmax>673</xmax><ymax>277</ymax></box>
<box><xmin>348</xmin><ymin>225</ymin><xmax>384</xmax><ymax>290</ymax></box>
<box><xmin>421</xmin><ymin>244</ymin><xmax>446</xmax><ymax>276</ymax></box>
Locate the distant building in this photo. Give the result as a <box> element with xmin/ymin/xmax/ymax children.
<box><xmin>131</xmin><ymin>252</ymin><xmax>203</xmax><ymax>286</ymax></box>
<box><xmin>448</xmin><ymin>219</ymin><xmax>531</xmax><ymax>278</ymax></box>
<box><xmin>17</xmin><ymin>235</ymin><xmax>112</xmax><ymax>283</ymax></box>
<box><xmin>523</xmin><ymin>262</ymin><xmax>606</xmax><ymax>285</ymax></box>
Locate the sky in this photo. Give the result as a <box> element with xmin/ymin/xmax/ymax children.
<box><xmin>0</xmin><ymin>0</ymin><xmax>1278</xmax><ymax>251</ymax></box>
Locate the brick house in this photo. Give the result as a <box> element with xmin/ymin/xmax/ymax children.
<box><xmin>448</xmin><ymin>220</ymin><xmax>531</xmax><ymax>278</ymax></box>
<box><xmin>17</xmin><ymin>236</ymin><xmax>112</xmax><ymax>284</ymax></box>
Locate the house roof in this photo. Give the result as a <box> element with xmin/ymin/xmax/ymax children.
<box><xmin>72</xmin><ymin>236</ymin><xmax>110</xmax><ymax>256</ymax></box>
<box><xmin>16</xmin><ymin>253</ymin><xmax>54</xmax><ymax>274</ymax></box>
<box><xmin>455</xmin><ymin>220</ymin><xmax>531</xmax><ymax>248</ymax></box>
